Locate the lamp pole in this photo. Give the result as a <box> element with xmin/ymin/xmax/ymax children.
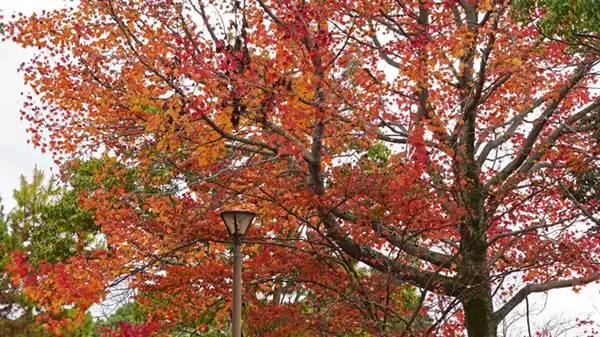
<box><xmin>232</xmin><ymin>235</ymin><xmax>242</xmax><ymax>337</ymax></box>
<box><xmin>220</xmin><ymin>210</ymin><xmax>256</xmax><ymax>337</ymax></box>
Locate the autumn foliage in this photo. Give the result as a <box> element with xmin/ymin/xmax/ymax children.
<box><xmin>4</xmin><ymin>0</ymin><xmax>600</xmax><ymax>336</ymax></box>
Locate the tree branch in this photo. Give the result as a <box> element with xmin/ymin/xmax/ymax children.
<box><xmin>331</xmin><ymin>209</ymin><xmax>454</xmax><ymax>269</ymax></box>
<box><xmin>320</xmin><ymin>209</ymin><xmax>463</xmax><ymax>296</ymax></box>
<box><xmin>484</xmin><ymin>64</ymin><xmax>595</xmax><ymax>189</ymax></box>
<box><xmin>494</xmin><ymin>273</ymin><xmax>600</xmax><ymax>323</ymax></box>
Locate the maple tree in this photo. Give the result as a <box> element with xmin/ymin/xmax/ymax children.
<box><xmin>4</xmin><ymin>0</ymin><xmax>600</xmax><ymax>336</ymax></box>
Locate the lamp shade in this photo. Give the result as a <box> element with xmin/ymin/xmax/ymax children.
<box><xmin>220</xmin><ymin>210</ymin><xmax>256</xmax><ymax>238</ymax></box>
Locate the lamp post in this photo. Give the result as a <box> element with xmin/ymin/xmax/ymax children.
<box><xmin>220</xmin><ymin>210</ymin><xmax>256</xmax><ymax>337</ymax></box>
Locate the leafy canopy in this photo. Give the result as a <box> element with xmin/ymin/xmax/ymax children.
<box><xmin>5</xmin><ymin>0</ymin><xmax>600</xmax><ymax>336</ymax></box>
<box><xmin>0</xmin><ymin>169</ymin><xmax>96</xmax><ymax>337</ymax></box>
<box><xmin>513</xmin><ymin>0</ymin><xmax>600</xmax><ymax>53</ymax></box>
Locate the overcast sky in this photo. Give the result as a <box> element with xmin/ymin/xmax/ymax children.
<box><xmin>0</xmin><ymin>0</ymin><xmax>62</xmax><ymax>210</ymax></box>
<box><xmin>1</xmin><ymin>0</ymin><xmax>599</xmax><ymax>335</ymax></box>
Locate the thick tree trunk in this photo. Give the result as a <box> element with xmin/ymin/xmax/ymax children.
<box><xmin>461</xmin><ymin>220</ymin><xmax>497</xmax><ymax>337</ymax></box>
<box><xmin>458</xmin><ymin>126</ymin><xmax>497</xmax><ymax>337</ymax></box>
<box><xmin>462</xmin><ymin>281</ymin><xmax>496</xmax><ymax>337</ymax></box>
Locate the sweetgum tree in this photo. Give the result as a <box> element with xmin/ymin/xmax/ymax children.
<box><xmin>4</xmin><ymin>0</ymin><xmax>600</xmax><ymax>336</ymax></box>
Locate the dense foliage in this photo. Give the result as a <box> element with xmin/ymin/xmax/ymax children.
<box><xmin>0</xmin><ymin>170</ymin><xmax>95</xmax><ymax>336</ymax></box>
<box><xmin>513</xmin><ymin>0</ymin><xmax>599</xmax><ymax>54</ymax></box>
<box><xmin>3</xmin><ymin>0</ymin><xmax>600</xmax><ymax>336</ymax></box>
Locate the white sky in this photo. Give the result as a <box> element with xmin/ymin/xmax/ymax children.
<box><xmin>0</xmin><ymin>0</ymin><xmax>599</xmax><ymax>335</ymax></box>
<box><xmin>0</xmin><ymin>0</ymin><xmax>59</xmax><ymax>210</ymax></box>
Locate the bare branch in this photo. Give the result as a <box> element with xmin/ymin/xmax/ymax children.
<box><xmin>494</xmin><ymin>273</ymin><xmax>600</xmax><ymax>323</ymax></box>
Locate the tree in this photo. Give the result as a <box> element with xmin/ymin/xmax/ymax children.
<box><xmin>513</xmin><ymin>0</ymin><xmax>600</xmax><ymax>55</ymax></box>
<box><xmin>5</xmin><ymin>0</ymin><xmax>600</xmax><ymax>336</ymax></box>
<box><xmin>0</xmin><ymin>169</ymin><xmax>95</xmax><ymax>337</ymax></box>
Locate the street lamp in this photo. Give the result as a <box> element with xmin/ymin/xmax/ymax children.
<box><xmin>220</xmin><ymin>210</ymin><xmax>256</xmax><ymax>337</ymax></box>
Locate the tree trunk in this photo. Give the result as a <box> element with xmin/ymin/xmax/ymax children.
<box><xmin>463</xmin><ymin>283</ymin><xmax>496</xmax><ymax>337</ymax></box>
<box><xmin>461</xmin><ymin>221</ymin><xmax>497</xmax><ymax>337</ymax></box>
